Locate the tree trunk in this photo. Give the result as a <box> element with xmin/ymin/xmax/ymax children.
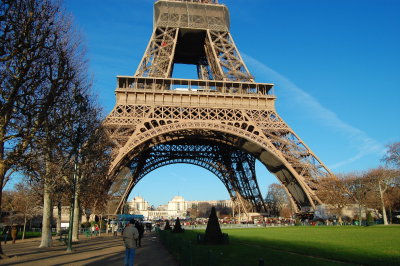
<box><xmin>338</xmin><ymin>215</ymin><xmax>343</xmax><ymax>225</ymax></box>
<box><xmin>22</xmin><ymin>216</ymin><xmax>27</xmax><ymax>240</ymax></box>
<box><xmin>358</xmin><ymin>204</ymin><xmax>363</xmax><ymax>226</ymax></box>
<box><xmin>72</xmin><ymin>185</ymin><xmax>80</xmax><ymax>242</ymax></box>
<box><xmin>0</xmin><ymin>154</ymin><xmax>8</xmax><ymax>257</ymax></box>
<box><xmin>99</xmin><ymin>215</ymin><xmax>102</xmax><ymax>236</ymax></box>
<box><xmin>56</xmin><ymin>201</ymin><xmax>62</xmax><ymax>236</ymax></box>
<box><xmin>39</xmin><ymin>181</ymin><xmax>53</xmax><ymax>248</ymax></box>
<box><xmin>378</xmin><ymin>181</ymin><xmax>388</xmax><ymax>225</ymax></box>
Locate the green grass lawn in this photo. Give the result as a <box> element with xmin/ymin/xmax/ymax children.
<box><xmin>158</xmin><ymin>226</ymin><xmax>400</xmax><ymax>266</ymax></box>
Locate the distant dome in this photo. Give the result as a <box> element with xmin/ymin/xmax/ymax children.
<box><xmin>133</xmin><ymin>196</ymin><xmax>145</xmax><ymax>201</ymax></box>
<box><xmin>171</xmin><ymin>196</ymin><xmax>185</xmax><ymax>202</ymax></box>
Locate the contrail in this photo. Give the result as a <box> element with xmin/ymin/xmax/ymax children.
<box><xmin>243</xmin><ymin>54</ymin><xmax>384</xmax><ymax>170</ymax></box>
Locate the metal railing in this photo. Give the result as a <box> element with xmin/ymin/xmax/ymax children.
<box><xmin>161</xmin><ymin>0</ymin><xmax>220</xmax><ymax>4</ymax></box>
<box><xmin>182</xmin><ymin>223</ymin><xmax>294</xmax><ymax>230</ymax></box>
<box><xmin>117</xmin><ymin>76</ymin><xmax>274</xmax><ymax>96</ymax></box>
<box><xmin>156</xmin><ymin>227</ymin><xmax>223</xmax><ymax>266</ymax></box>
<box><xmin>156</xmin><ymin>227</ymin><xmax>267</xmax><ymax>266</ymax></box>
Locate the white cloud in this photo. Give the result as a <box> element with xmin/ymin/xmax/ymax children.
<box><xmin>243</xmin><ymin>54</ymin><xmax>385</xmax><ymax>169</ymax></box>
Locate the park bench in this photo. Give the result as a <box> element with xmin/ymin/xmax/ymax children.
<box><xmin>58</xmin><ymin>230</ymin><xmax>69</xmax><ymax>244</ymax></box>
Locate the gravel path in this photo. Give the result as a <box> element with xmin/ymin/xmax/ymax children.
<box><xmin>0</xmin><ymin>231</ymin><xmax>177</xmax><ymax>266</ymax></box>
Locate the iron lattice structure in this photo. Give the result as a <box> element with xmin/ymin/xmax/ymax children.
<box><xmin>104</xmin><ymin>0</ymin><xmax>332</xmax><ymax>214</ymax></box>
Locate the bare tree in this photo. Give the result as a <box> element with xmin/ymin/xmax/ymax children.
<box><xmin>70</xmin><ymin>123</ymin><xmax>113</xmax><ymax>241</ymax></box>
<box><xmin>1</xmin><ymin>0</ymin><xmax>92</xmax><ymax>250</ymax></box>
<box><xmin>0</xmin><ymin>0</ymin><xmax>87</xmax><ymax>255</ymax></box>
<box><xmin>317</xmin><ymin>175</ymin><xmax>353</xmax><ymax>223</ymax></box>
<box><xmin>197</xmin><ymin>203</ymin><xmax>212</xmax><ymax>218</ymax></box>
<box><xmin>1</xmin><ymin>191</ymin><xmax>18</xmax><ymax>226</ymax></box>
<box><xmin>26</xmin><ymin>91</ymin><xmax>102</xmax><ymax>246</ymax></box>
<box><xmin>215</xmin><ymin>205</ymin><xmax>232</xmax><ymax>217</ymax></box>
<box><xmin>265</xmin><ymin>183</ymin><xmax>291</xmax><ymax>217</ymax></box>
<box><xmin>187</xmin><ymin>206</ymin><xmax>199</xmax><ymax>219</ymax></box>
<box><xmin>385</xmin><ymin>177</ymin><xmax>400</xmax><ymax>223</ymax></box>
<box><xmin>382</xmin><ymin>142</ymin><xmax>400</xmax><ymax>169</ymax></box>
<box><xmin>365</xmin><ymin>167</ymin><xmax>400</xmax><ymax>225</ymax></box>
<box><xmin>343</xmin><ymin>172</ymin><xmax>378</xmax><ymax>225</ymax></box>
<box><xmin>2</xmin><ymin>183</ymin><xmax>42</xmax><ymax>239</ymax></box>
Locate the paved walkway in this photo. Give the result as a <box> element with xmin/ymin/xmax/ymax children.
<box><xmin>0</xmin><ymin>231</ymin><xmax>177</xmax><ymax>265</ymax></box>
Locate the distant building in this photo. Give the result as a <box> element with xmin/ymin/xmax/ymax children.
<box><xmin>128</xmin><ymin>196</ymin><xmax>232</xmax><ymax>220</ymax></box>
<box><xmin>129</xmin><ymin>196</ymin><xmax>150</xmax><ymax>211</ymax></box>
<box><xmin>186</xmin><ymin>199</ymin><xmax>232</xmax><ymax>209</ymax></box>
<box><xmin>52</xmin><ymin>206</ymin><xmax>88</xmax><ymax>228</ymax></box>
<box><xmin>52</xmin><ymin>196</ymin><xmax>233</xmax><ymax>225</ymax></box>
<box><xmin>168</xmin><ymin>196</ymin><xmax>186</xmax><ymax>213</ymax></box>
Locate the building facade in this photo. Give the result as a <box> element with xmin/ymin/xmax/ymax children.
<box><xmin>128</xmin><ymin>196</ymin><xmax>232</xmax><ymax>220</ymax></box>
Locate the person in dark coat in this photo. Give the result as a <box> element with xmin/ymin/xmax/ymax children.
<box><xmin>3</xmin><ymin>226</ymin><xmax>10</xmax><ymax>244</ymax></box>
<box><xmin>134</xmin><ymin>222</ymin><xmax>144</xmax><ymax>247</ymax></box>
<box><xmin>122</xmin><ymin>219</ymin><xmax>139</xmax><ymax>266</ymax></box>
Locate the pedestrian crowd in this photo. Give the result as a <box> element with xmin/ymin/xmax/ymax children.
<box><xmin>2</xmin><ymin>219</ymin><xmax>149</xmax><ymax>266</ymax></box>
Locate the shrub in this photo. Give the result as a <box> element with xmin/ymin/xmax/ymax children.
<box><xmin>172</xmin><ymin>217</ymin><xmax>185</xmax><ymax>233</ymax></box>
<box><xmin>366</xmin><ymin>212</ymin><xmax>374</xmax><ymax>226</ymax></box>
<box><xmin>204</xmin><ymin>207</ymin><xmax>228</xmax><ymax>245</ymax></box>
<box><xmin>164</xmin><ymin>220</ymin><xmax>172</xmax><ymax>230</ymax></box>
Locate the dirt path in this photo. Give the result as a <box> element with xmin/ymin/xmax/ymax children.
<box><xmin>0</xmin><ymin>231</ymin><xmax>177</xmax><ymax>266</ymax></box>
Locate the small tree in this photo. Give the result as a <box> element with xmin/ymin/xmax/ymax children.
<box><xmin>172</xmin><ymin>217</ymin><xmax>184</xmax><ymax>233</ymax></box>
<box><xmin>7</xmin><ymin>183</ymin><xmax>42</xmax><ymax>239</ymax></box>
<box><xmin>164</xmin><ymin>220</ymin><xmax>171</xmax><ymax>230</ymax></box>
<box><xmin>265</xmin><ymin>183</ymin><xmax>292</xmax><ymax>217</ymax></box>
<box><xmin>204</xmin><ymin>207</ymin><xmax>227</xmax><ymax>244</ymax></box>
<box><xmin>366</xmin><ymin>211</ymin><xmax>374</xmax><ymax>226</ymax></box>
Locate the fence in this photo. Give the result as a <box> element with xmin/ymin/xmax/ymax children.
<box><xmin>156</xmin><ymin>227</ymin><xmax>224</xmax><ymax>266</ymax></box>
<box><xmin>156</xmin><ymin>227</ymin><xmax>266</xmax><ymax>266</ymax></box>
<box><xmin>182</xmin><ymin>223</ymin><xmax>293</xmax><ymax>230</ymax></box>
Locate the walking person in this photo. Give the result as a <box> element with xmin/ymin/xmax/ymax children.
<box><xmin>135</xmin><ymin>222</ymin><xmax>144</xmax><ymax>247</ymax></box>
<box><xmin>11</xmin><ymin>225</ymin><xmax>17</xmax><ymax>244</ymax></box>
<box><xmin>91</xmin><ymin>224</ymin><xmax>95</xmax><ymax>237</ymax></box>
<box><xmin>95</xmin><ymin>224</ymin><xmax>99</xmax><ymax>236</ymax></box>
<box><xmin>122</xmin><ymin>219</ymin><xmax>139</xmax><ymax>266</ymax></box>
<box><xmin>113</xmin><ymin>223</ymin><xmax>118</xmax><ymax>237</ymax></box>
<box><xmin>3</xmin><ymin>226</ymin><xmax>10</xmax><ymax>244</ymax></box>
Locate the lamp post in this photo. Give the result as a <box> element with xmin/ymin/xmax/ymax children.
<box><xmin>66</xmin><ymin>93</ymin><xmax>87</xmax><ymax>252</ymax></box>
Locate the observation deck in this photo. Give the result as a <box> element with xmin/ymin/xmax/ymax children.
<box><xmin>115</xmin><ymin>76</ymin><xmax>276</xmax><ymax>110</ymax></box>
<box><xmin>154</xmin><ymin>0</ymin><xmax>229</xmax><ymax>31</ymax></box>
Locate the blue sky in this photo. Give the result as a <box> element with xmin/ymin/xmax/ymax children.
<box><xmin>64</xmin><ymin>0</ymin><xmax>400</xmax><ymax>207</ymax></box>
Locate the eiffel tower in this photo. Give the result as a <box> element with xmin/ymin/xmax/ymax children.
<box><xmin>104</xmin><ymin>0</ymin><xmax>332</xmax><ymax>215</ymax></box>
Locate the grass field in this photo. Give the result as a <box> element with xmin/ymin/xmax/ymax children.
<box><xmin>158</xmin><ymin>225</ymin><xmax>400</xmax><ymax>266</ymax></box>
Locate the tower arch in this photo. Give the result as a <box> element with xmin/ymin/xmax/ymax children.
<box><xmin>108</xmin><ymin>122</ymin><xmax>323</xmax><ymax>214</ymax></box>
